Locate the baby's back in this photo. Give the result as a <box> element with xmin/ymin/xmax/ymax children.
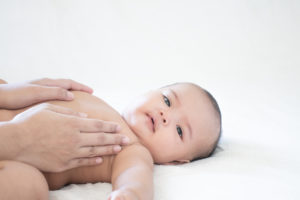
<box><xmin>42</xmin><ymin>91</ymin><xmax>138</xmax><ymax>190</ymax></box>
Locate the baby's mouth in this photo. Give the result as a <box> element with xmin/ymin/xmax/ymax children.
<box><xmin>151</xmin><ymin>117</ymin><xmax>155</xmax><ymax>132</ymax></box>
<box><xmin>146</xmin><ymin>113</ymin><xmax>155</xmax><ymax>133</ymax></box>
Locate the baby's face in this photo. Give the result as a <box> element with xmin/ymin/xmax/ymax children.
<box><xmin>122</xmin><ymin>83</ymin><xmax>219</xmax><ymax>164</ymax></box>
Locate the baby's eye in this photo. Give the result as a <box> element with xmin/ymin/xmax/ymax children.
<box><xmin>163</xmin><ymin>95</ymin><xmax>171</xmax><ymax>107</ymax></box>
<box><xmin>176</xmin><ymin>125</ymin><xmax>183</xmax><ymax>138</ymax></box>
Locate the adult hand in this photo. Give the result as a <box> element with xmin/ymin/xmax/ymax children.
<box><xmin>0</xmin><ymin>78</ymin><xmax>93</xmax><ymax>109</ymax></box>
<box><xmin>7</xmin><ymin>103</ymin><xmax>129</xmax><ymax>172</ymax></box>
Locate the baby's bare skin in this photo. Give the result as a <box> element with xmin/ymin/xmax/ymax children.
<box><xmin>0</xmin><ymin>91</ymin><xmax>147</xmax><ymax>190</ymax></box>
<box><xmin>0</xmin><ymin>82</ymin><xmax>219</xmax><ymax>200</ymax></box>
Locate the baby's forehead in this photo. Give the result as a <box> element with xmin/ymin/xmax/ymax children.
<box><xmin>164</xmin><ymin>83</ymin><xmax>213</xmax><ymax>124</ymax></box>
<box><xmin>164</xmin><ymin>83</ymin><xmax>207</xmax><ymax>100</ymax></box>
<box><xmin>162</xmin><ymin>82</ymin><xmax>195</xmax><ymax>91</ymax></box>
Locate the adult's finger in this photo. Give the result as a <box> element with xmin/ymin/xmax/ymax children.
<box><xmin>1</xmin><ymin>84</ymin><xmax>74</xmax><ymax>109</ymax></box>
<box><xmin>41</xmin><ymin>103</ymin><xmax>88</xmax><ymax>118</ymax></box>
<box><xmin>31</xmin><ymin>78</ymin><xmax>93</xmax><ymax>94</ymax></box>
<box><xmin>30</xmin><ymin>85</ymin><xmax>75</xmax><ymax>102</ymax></box>
<box><xmin>78</xmin><ymin>133</ymin><xmax>129</xmax><ymax>147</ymax></box>
<box><xmin>59</xmin><ymin>79</ymin><xmax>93</xmax><ymax>93</ymax></box>
<box><xmin>77</xmin><ymin>145</ymin><xmax>122</xmax><ymax>158</ymax></box>
<box><xmin>76</xmin><ymin>118</ymin><xmax>121</xmax><ymax>133</ymax></box>
<box><xmin>66</xmin><ymin>157</ymin><xmax>103</xmax><ymax>170</ymax></box>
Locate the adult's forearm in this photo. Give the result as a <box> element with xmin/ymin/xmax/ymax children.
<box><xmin>0</xmin><ymin>79</ymin><xmax>8</xmax><ymax>108</ymax></box>
<box><xmin>0</xmin><ymin>121</ymin><xmax>21</xmax><ymax>160</ymax></box>
<box><xmin>0</xmin><ymin>91</ymin><xmax>10</xmax><ymax>109</ymax></box>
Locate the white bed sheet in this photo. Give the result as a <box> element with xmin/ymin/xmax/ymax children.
<box><xmin>1</xmin><ymin>0</ymin><xmax>299</xmax><ymax>200</ymax></box>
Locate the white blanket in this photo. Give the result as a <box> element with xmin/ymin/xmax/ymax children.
<box><xmin>1</xmin><ymin>0</ymin><xmax>299</xmax><ymax>199</ymax></box>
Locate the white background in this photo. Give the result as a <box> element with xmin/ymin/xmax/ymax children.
<box><xmin>1</xmin><ymin>0</ymin><xmax>299</xmax><ymax>199</ymax></box>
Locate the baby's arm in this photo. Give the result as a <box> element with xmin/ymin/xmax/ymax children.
<box><xmin>109</xmin><ymin>144</ymin><xmax>154</xmax><ymax>200</ymax></box>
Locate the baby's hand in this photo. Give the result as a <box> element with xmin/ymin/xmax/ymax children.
<box><xmin>108</xmin><ymin>188</ymin><xmax>139</xmax><ymax>200</ymax></box>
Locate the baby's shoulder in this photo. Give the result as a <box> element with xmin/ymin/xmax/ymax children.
<box><xmin>113</xmin><ymin>142</ymin><xmax>153</xmax><ymax>167</ymax></box>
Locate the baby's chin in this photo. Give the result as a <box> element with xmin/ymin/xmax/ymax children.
<box><xmin>121</xmin><ymin>112</ymin><xmax>179</xmax><ymax>164</ymax></box>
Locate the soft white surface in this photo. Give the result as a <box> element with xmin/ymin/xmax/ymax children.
<box><xmin>1</xmin><ymin>0</ymin><xmax>300</xmax><ymax>200</ymax></box>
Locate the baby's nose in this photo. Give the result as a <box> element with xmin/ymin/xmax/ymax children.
<box><xmin>160</xmin><ymin>111</ymin><xmax>169</xmax><ymax>125</ymax></box>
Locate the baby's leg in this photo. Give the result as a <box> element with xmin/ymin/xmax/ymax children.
<box><xmin>0</xmin><ymin>160</ymin><xmax>49</xmax><ymax>200</ymax></box>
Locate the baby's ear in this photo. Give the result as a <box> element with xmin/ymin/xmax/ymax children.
<box><xmin>162</xmin><ymin>160</ymin><xmax>190</xmax><ymax>165</ymax></box>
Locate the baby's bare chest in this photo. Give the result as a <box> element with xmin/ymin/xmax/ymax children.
<box><xmin>46</xmin><ymin>92</ymin><xmax>138</xmax><ymax>188</ymax></box>
<box><xmin>67</xmin><ymin>156</ymin><xmax>114</xmax><ymax>184</ymax></box>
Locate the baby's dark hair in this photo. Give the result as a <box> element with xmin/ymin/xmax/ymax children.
<box><xmin>197</xmin><ymin>88</ymin><xmax>222</xmax><ymax>159</ymax></box>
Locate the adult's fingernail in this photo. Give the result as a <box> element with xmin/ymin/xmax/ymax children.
<box><xmin>79</xmin><ymin>112</ymin><xmax>88</xmax><ymax>117</ymax></box>
<box><xmin>116</xmin><ymin>125</ymin><xmax>121</xmax><ymax>132</ymax></box>
<box><xmin>122</xmin><ymin>137</ymin><xmax>130</xmax><ymax>144</ymax></box>
<box><xmin>114</xmin><ymin>145</ymin><xmax>121</xmax><ymax>152</ymax></box>
<box><xmin>96</xmin><ymin>157</ymin><xmax>103</xmax><ymax>163</ymax></box>
<box><xmin>67</xmin><ymin>91</ymin><xmax>74</xmax><ymax>99</ymax></box>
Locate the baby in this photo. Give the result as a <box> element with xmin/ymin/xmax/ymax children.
<box><xmin>1</xmin><ymin>82</ymin><xmax>221</xmax><ymax>200</ymax></box>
